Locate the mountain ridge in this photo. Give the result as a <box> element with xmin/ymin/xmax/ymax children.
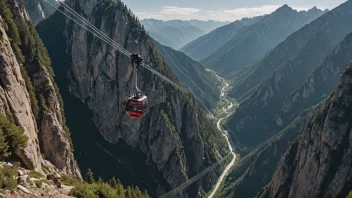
<box><xmin>141</xmin><ymin>19</ymin><xmax>228</xmax><ymax>50</ymax></box>
<box><xmin>180</xmin><ymin>15</ymin><xmax>264</xmax><ymax>61</ymax></box>
<box><xmin>201</xmin><ymin>4</ymin><xmax>325</xmax><ymax>76</ymax></box>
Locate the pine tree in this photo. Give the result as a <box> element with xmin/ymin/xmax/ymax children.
<box><xmin>109</xmin><ymin>177</ymin><xmax>118</xmax><ymax>188</ymax></box>
<box><xmin>134</xmin><ymin>186</ymin><xmax>142</xmax><ymax>197</ymax></box>
<box><xmin>0</xmin><ymin>114</ymin><xmax>28</xmax><ymax>154</ymax></box>
<box><xmin>85</xmin><ymin>169</ymin><xmax>95</xmax><ymax>184</ymax></box>
<box><xmin>0</xmin><ymin>128</ymin><xmax>9</xmax><ymax>159</ymax></box>
<box><xmin>116</xmin><ymin>182</ymin><xmax>125</xmax><ymax>197</ymax></box>
<box><xmin>142</xmin><ymin>189</ymin><xmax>149</xmax><ymax>198</ymax></box>
<box><xmin>126</xmin><ymin>186</ymin><xmax>133</xmax><ymax>197</ymax></box>
<box><xmin>97</xmin><ymin>177</ymin><xmax>103</xmax><ymax>183</ymax></box>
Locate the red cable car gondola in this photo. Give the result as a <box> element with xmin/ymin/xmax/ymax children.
<box><xmin>125</xmin><ymin>92</ymin><xmax>150</xmax><ymax>118</ymax></box>
<box><xmin>124</xmin><ymin>54</ymin><xmax>150</xmax><ymax>119</ymax></box>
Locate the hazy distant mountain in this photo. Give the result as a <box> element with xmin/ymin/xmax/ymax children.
<box><xmin>187</xmin><ymin>19</ymin><xmax>231</xmax><ymax>33</ymax></box>
<box><xmin>225</xmin><ymin>0</ymin><xmax>352</xmax><ymax>148</ymax></box>
<box><xmin>153</xmin><ymin>40</ymin><xmax>221</xmax><ymax>110</ymax></box>
<box><xmin>180</xmin><ymin>16</ymin><xmax>264</xmax><ymax>61</ymax></box>
<box><xmin>141</xmin><ymin>19</ymin><xmax>229</xmax><ymax>49</ymax></box>
<box><xmin>201</xmin><ymin>5</ymin><xmax>325</xmax><ymax>76</ymax></box>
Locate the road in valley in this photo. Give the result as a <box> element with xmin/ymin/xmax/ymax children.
<box><xmin>208</xmin><ymin>71</ymin><xmax>237</xmax><ymax>198</ymax></box>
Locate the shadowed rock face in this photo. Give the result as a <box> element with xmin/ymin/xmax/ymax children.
<box><xmin>37</xmin><ymin>0</ymin><xmax>229</xmax><ymax>196</ymax></box>
<box><xmin>257</xmin><ymin>64</ymin><xmax>352</xmax><ymax>198</ymax></box>
<box><xmin>0</xmin><ymin>0</ymin><xmax>80</xmax><ymax>177</ymax></box>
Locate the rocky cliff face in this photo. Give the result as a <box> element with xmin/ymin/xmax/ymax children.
<box><xmin>257</xmin><ymin>64</ymin><xmax>352</xmax><ymax>198</ymax></box>
<box><xmin>0</xmin><ymin>0</ymin><xmax>80</xmax><ymax>177</ymax></box>
<box><xmin>37</xmin><ymin>0</ymin><xmax>229</xmax><ymax>196</ymax></box>
<box><xmin>0</xmin><ymin>11</ymin><xmax>40</xmax><ymax>171</ymax></box>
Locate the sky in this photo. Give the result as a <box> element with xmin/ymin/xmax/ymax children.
<box><xmin>122</xmin><ymin>0</ymin><xmax>347</xmax><ymax>21</ymax></box>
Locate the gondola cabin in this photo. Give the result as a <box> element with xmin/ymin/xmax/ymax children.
<box><xmin>124</xmin><ymin>95</ymin><xmax>150</xmax><ymax>119</ymax></box>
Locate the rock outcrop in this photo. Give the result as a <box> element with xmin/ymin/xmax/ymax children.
<box><xmin>37</xmin><ymin>0</ymin><xmax>229</xmax><ymax>196</ymax></box>
<box><xmin>257</xmin><ymin>64</ymin><xmax>352</xmax><ymax>198</ymax></box>
<box><xmin>0</xmin><ymin>0</ymin><xmax>80</xmax><ymax>177</ymax></box>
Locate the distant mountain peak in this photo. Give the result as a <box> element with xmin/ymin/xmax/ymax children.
<box><xmin>306</xmin><ymin>6</ymin><xmax>325</xmax><ymax>13</ymax></box>
<box><xmin>276</xmin><ymin>4</ymin><xmax>295</xmax><ymax>12</ymax></box>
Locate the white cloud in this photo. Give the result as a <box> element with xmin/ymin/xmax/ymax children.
<box><xmin>135</xmin><ymin>12</ymin><xmax>147</xmax><ymax>15</ymax></box>
<box><xmin>159</xmin><ymin>6</ymin><xmax>200</xmax><ymax>15</ymax></box>
<box><xmin>135</xmin><ymin>12</ymin><xmax>163</xmax><ymax>20</ymax></box>
<box><xmin>223</xmin><ymin>5</ymin><xmax>280</xmax><ymax>17</ymax></box>
<box><xmin>292</xmin><ymin>6</ymin><xmax>314</xmax><ymax>11</ymax></box>
<box><xmin>199</xmin><ymin>5</ymin><xmax>283</xmax><ymax>21</ymax></box>
<box><xmin>134</xmin><ymin>5</ymin><xmax>316</xmax><ymax>21</ymax></box>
